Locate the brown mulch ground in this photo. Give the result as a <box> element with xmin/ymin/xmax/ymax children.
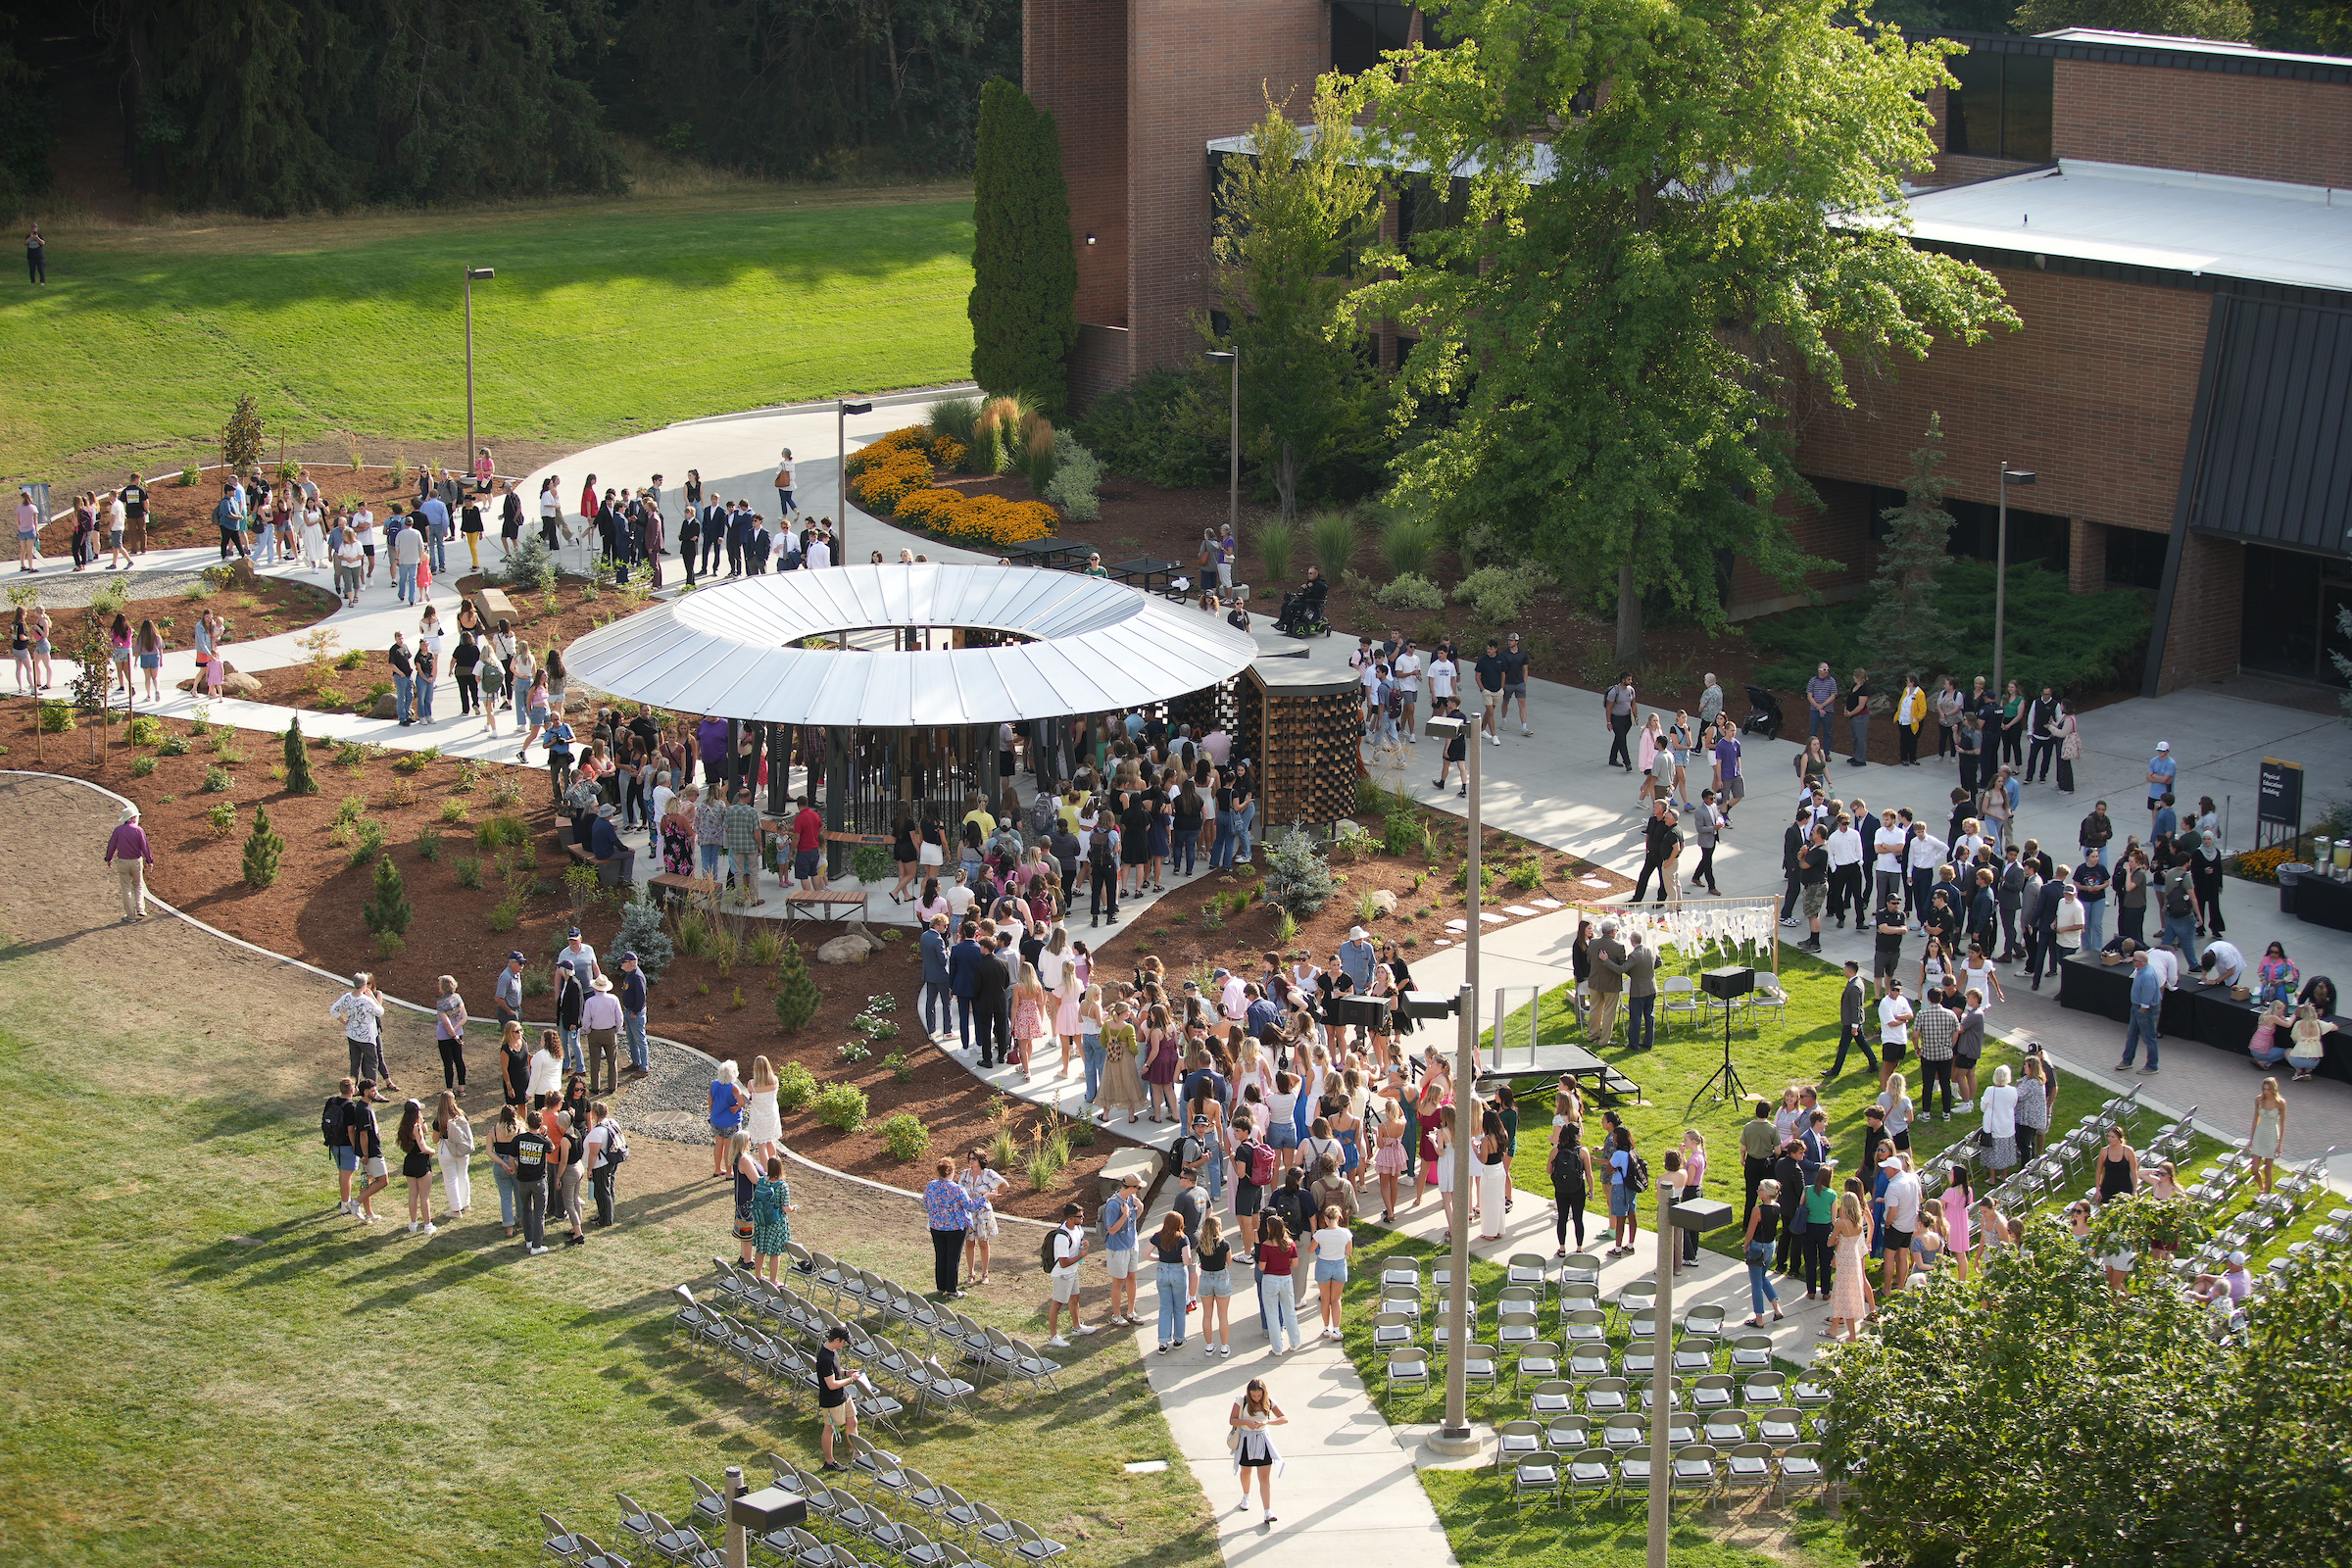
<box><xmin>0</xmin><ymin>705</ymin><xmax>1119</xmax><ymax>1216</ymax></box>
<box><xmin>14</xmin><ymin>574</ymin><xmax>338</xmax><ymax>672</ymax></box>
<box><xmin>1083</xmin><ymin>804</ymin><xmax>1634</xmax><ymax>986</ymax></box>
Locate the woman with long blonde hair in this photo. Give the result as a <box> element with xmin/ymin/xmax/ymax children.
<box><xmin>744</xmin><ymin>1055</ymin><xmax>783</xmax><ymax>1160</ymax></box>
<box><xmin>432</xmin><ymin>1090</ymin><xmax>473</xmax><ymax>1221</ymax></box>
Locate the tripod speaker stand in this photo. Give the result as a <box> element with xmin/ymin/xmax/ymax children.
<box><xmin>1687</xmin><ymin>966</ymin><xmax>1754</xmax><ymax>1116</ymax></box>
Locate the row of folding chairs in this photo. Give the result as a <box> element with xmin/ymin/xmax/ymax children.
<box><xmin>752</xmin><ymin>1449</ymin><xmax>1068</xmax><ymax>1568</ymax></box>
<box><xmin>1519</xmin><ymin>1372</ymin><xmax>1830</xmax><ymax>1425</ymax></box>
<box><xmin>1504</xmin><ymin>1441</ymin><xmax>1826</xmax><ymax>1511</ymax></box>
<box><xmin>712</xmin><ymin>1255</ymin><xmax>952</xmax><ymax>1352</ymax></box>
<box><xmin>1511</xmin><ymin>1404</ymin><xmax>1836</xmax><ymax>1460</ymax></box>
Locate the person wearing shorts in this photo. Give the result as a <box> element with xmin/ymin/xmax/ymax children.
<box><xmin>1102</xmin><ymin>1175</ymin><xmax>1143</xmax><ymax>1326</ymax></box>
<box><xmin>1043</xmin><ymin>1204</ymin><xmax>1097</xmax><ymax>1347</ymax></box>
<box><xmin>814</xmin><ymin>1327</ymin><xmax>858</xmax><ymax>1469</ymax></box>
<box><xmin>1499</xmin><ymin>632</ymin><xmax>1532</xmax><ymax>736</ymax></box>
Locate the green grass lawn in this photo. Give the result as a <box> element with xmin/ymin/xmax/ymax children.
<box><xmin>0</xmin><ymin>920</ymin><xmax>1209</xmax><ymax>1568</ymax></box>
<box><xmin>1</xmin><ymin>187</ymin><xmax>976</xmax><ymax>476</ymax></box>
<box><xmin>1481</xmin><ymin>947</ymin><xmax>2199</xmax><ymax>1257</ymax></box>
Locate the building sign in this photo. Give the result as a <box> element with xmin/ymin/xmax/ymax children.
<box><xmin>2259</xmin><ymin>758</ymin><xmax>2303</xmax><ymax>827</ymax></box>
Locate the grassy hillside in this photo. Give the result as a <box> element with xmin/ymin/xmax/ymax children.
<box><xmin>0</xmin><ymin>187</ymin><xmax>976</xmax><ymax>477</ymax></box>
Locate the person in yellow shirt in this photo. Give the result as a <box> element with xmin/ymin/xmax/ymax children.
<box><xmin>1896</xmin><ymin>675</ymin><xmax>1929</xmax><ymax>767</ymax></box>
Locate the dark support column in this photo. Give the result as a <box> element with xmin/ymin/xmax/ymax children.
<box><xmin>762</xmin><ymin>722</ymin><xmax>791</xmax><ymax>814</ymax></box>
<box><xmin>824</xmin><ymin>726</ymin><xmax>850</xmax><ymax>878</ymax></box>
<box><xmin>724</xmin><ymin>718</ymin><xmax>741</xmax><ymax>799</ymax></box>
<box><xmin>976</xmin><ymin>723</ymin><xmax>1001</xmax><ymax>812</ymax></box>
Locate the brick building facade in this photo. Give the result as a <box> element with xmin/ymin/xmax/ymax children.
<box><xmin>1025</xmin><ymin>19</ymin><xmax>2352</xmax><ymax>695</ymax></box>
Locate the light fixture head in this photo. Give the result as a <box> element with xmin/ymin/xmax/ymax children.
<box><xmin>1204</xmin><ymin>349</ymin><xmax>1236</xmax><ymax>366</ymax></box>
<box><xmin>1084</xmin><ymin>233</ymin><xmax>1097</xmax><ymax>245</ymax></box>
<box><xmin>466</xmin><ymin>267</ymin><xmax>495</xmax><ymax>280</ymax></box>
<box><xmin>2002</xmin><ymin>468</ymin><xmax>2036</xmax><ymax>484</ymax></box>
<box><xmin>839</xmin><ymin>400</ymin><xmax>874</xmax><ymax>416</ymax></box>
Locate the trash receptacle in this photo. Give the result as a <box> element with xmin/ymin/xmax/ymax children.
<box><xmin>2279</xmin><ymin>863</ymin><xmax>2310</xmax><ymax>916</ymax></box>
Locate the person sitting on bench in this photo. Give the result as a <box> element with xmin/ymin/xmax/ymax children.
<box><xmin>586</xmin><ymin>802</ymin><xmax>637</xmax><ymax>887</ymax></box>
<box><xmin>1274</xmin><ymin>566</ymin><xmax>1328</xmax><ymax>633</ymax></box>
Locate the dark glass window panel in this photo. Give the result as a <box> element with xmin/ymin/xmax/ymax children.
<box><xmin>2240</xmin><ymin>545</ymin><xmax>2321</xmax><ymax>678</ymax></box>
<box><xmin>2103</xmin><ymin>524</ymin><xmax>2167</xmax><ymax>590</ymax></box>
<box><xmin>1946</xmin><ymin>51</ymin><xmax>2001</xmax><ymax>158</ymax></box>
<box><xmin>2002</xmin><ymin>55</ymin><xmax>2053</xmax><ymax>163</ymax></box>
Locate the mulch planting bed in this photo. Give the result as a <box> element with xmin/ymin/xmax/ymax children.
<box><xmin>1083</xmin><ymin>804</ymin><xmax>1634</xmax><ymax>993</ymax></box>
<box><xmin>11</xmin><ymin>572</ymin><xmax>339</xmax><ymax>670</ymax></box>
<box><xmin>0</xmin><ymin>704</ymin><xmax>1118</xmax><ymax>1216</ymax></box>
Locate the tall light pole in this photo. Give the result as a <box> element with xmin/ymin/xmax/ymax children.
<box><xmin>1417</xmin><ymin>710</ymin><xmax>1484</xmax><ymax>1458</ymax></box>
<box><xmin>1991</xmin><ymin>464</ymin><xmax>2035</xmax><ymax>699</ymax></box>
<box><xmin>463</xmin><ymin>267</ymin><xmax>495</xmax><ymax>481</ymax></box>
<box><xmin>1203</xmin><ymin>349</ymin><xmax>1240</xmax><ymax>538</ymax></box>
<box><xmin>836</xmin><ymin>398</ymin><xmax>873</xmax><ymax>560</ymax></box>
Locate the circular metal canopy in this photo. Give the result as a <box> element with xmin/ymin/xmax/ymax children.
<box><xmin>562</xmin><ymin>564</ymin><xmax>1259</xmax><ymax>727</ymax></box>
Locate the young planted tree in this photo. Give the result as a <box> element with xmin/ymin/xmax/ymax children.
<box><xmin>773</xmin><ymin>936</ymin><xmax>821</xmax><ymax>1030</ymax></box>
<box><xmin>968</xmin><ymin>79</ymin><xmax>1080</xmax><ymax>416</ymax></box>
<box><xmin>1210</xmin><ymin>93</ymin><xmax>1384</xmax><ymax>526</ymax></box>
<box><xmin>242</xmin><ymin>804</ymin><xmax>285</xmax><ymax>889</ymax></box>
<box><xmin>1857</xmin><ymin>413</ymin><xmax>1960</xmax><ymax>683</ymax></box>
<box><xmin>363</xmin><ymin>853</ymin><xmax>413</xmax><ymax>940</ymax></box>
<box><xmin>1348</xmin><ymin>0</ymin><xmax>2017</xmax><ymax>665</ymax></box>
<box><xmin>222</xmin><ymin>393</ymin><xmax>266</xmax><ymax>476</ymax></box>
<box><xmin>281</xmin><ymin>715</ymin><xmax>318</xmax><ymax>795</ymax></box>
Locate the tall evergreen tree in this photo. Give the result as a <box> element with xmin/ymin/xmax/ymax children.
<box><xmin>1858</xmin><ymin>414</ymin><xmax>1961</xmax><ymax>683</ymax></box>
<box><xmin>363</xmin><ymin>854</ymin><xmax>412</xmax><ymax>938</ymax></box>
<box><xmin>773</xmin><ymin>937</ymin><xmax>821</xmax><ymax>1031</ymax></box>
<box><xmin>968</xmin><ymin>80</ymin><xmax>1080</xmax><ymax>416</ymax></box>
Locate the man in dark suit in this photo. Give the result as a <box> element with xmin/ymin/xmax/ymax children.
<box><xmin>702</xmin><ymin>500</ymin><xmax>728</xmax><ymax>577</ymax></box>
<box><xmin>1622</xmin><ymin>933</ymin><xmax>1660</xmax><ymax>1051</ymax></box>
<box><xmin>948</xmin><ymin>923</ymin><xmax>988</xmax><ymax>1055</ymax></box>
<box><xmin>2025</xmin><ymin>872</ymin><xmax>2067</xmax><ymax>991</ymax></box>
<box><xmin>968</xmin><ymin>935</ymin><xmax>1011</xmax><ymax>1068</ymax></box>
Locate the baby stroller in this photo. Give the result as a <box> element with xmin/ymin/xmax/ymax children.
<box><xmin>1740</xmin><ymin>685</ymin><xmax>1785</xmax><ymax>741</ymax></box>
<box><xmin>1273</xmin><ymin>579</ymin><xmax>1331</xmax><ymax>638</ymax></box>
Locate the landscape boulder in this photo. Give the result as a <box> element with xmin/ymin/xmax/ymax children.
<box><xmin>816</xmin><ymin>935</ymin><xmax>871</xmax><ymax>965</ymax></box>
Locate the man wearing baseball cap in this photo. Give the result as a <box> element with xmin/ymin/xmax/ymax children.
<box><xmin>618</xmin><ymin>952</ymin><xmax>650</xmax><ymax>1077</ymax></box>
<box><xmin>2145</xmin><ymin>742</ymin><xmax>2177</xmax><ymax>836</ymax></box>
<box><xmin>494</xmin><ymin>950</ymin><xmax>527</xmax><ymax>1031</ymax></box>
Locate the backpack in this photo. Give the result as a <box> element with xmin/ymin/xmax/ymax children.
<box><xmin>752</xmin><ymin>1178</ymin><xmax>781</xmax><ymax>1223</ymax></box>
<box><xmin>1624</xmin><ymin>1152</ymin><xmax>1650</xmax><ymax>1197</ymax></box>
<box><xmin>1245</xmin><ymin>1140</ymin><xmax>1277</xmax><ymax>1188</ymax></box>
<box><xmin>321</xmin><ymin>1096</ymin><xmax>348</xmax><ymax>1149</ymax></box>
<box><xmin>1548</xmin><ymin>1138</ymin><xmax>1586</xmax><ymax>1197</ymax></box>
<box><xmin>1040</xmin><ymin>1227</ymin><xmax>1073</xmax><ymax>1273</ymax></box>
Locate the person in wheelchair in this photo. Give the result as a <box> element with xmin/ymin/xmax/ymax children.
<box><xmin>1274</xmin><ymin>566</ymin><xmax>1329</xmax><ymax>634</ymax></box>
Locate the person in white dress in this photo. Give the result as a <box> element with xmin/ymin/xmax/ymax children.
<box><xmin>744</xmin><ymin>1054</ymin><xmax>783</xmax><ymax>1159</ymax></box>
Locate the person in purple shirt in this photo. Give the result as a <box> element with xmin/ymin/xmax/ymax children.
<box><xmin>104</xmin><ymin>803</ymin><xmax>154</xmax><ymax>921</ymax></box>
<box><xmin>1712</xmin><ymin>728</ymin><xmax>1744</xmax><ymax>826</ymax></box>
<box><xmin>698</xmin><ymin>713</ymin><xmax>731</xmax><ymax>793</ymax></box>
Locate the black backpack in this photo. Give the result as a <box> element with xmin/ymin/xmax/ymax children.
<box><xmin>1625</xmin><ymin>1152</ymin><xmax>1651</xmax><ymax>1197</ymax></box>
<box><xmin>2165</xmin><ymin>879</ymin><xmax>2192</xmax><ymax>918</ymax></box>
<box><xmin>321</xmin><ymin>1096</ymin><xmax>348</xmax><ymax>1148</ymax></box>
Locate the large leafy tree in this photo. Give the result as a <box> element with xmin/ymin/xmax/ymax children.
<box><xmin>968</xmin><ymin>79</ymin><xmax>1080</xmax><ymax>416</ymax></box>
<box><xmin>1207</xmin><ymin>92</ymin><xmax>1385</xmax><ymax>524</ymax></box>
<box><xmin>1824</xmin><ymin>1207</ymin><xmax>2352</xmax><ymax>1568</ymax></box>
<box><xmin>1857</xmin><ymin>414</ymin><xmax>1960</xmax><ymax>683</ymax></box>
<box><xmin>1348</xmin><ymin>0</ymin><xmax>2016</xmax><ymax>664</ymax></box>
<box><xmin>2011</xmin><ymin>0</ymin><xmax>2255</xmax><ymax>37</ymax></box>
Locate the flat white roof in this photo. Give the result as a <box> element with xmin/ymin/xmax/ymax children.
<box><xmin>1894</xmin><ymin>160</ymin><xmax>2352</xmax><ymax>292</ymax></box>
<box><xmin>2032</xmin><ymin>26</ymin><xmax>2352</xmax><ymax>69</ymax></box>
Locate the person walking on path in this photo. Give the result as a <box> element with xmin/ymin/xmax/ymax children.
<box><xmin>25</xmin><ymin>221</ymin><xmax>43</xmax><ymax>283</ymax></box>
<box><xmin>2145</xmin><ymin>742</ymin><xmax>2178</xmax><ymax>837</ymax></box>
<box><xmin>1602</xmin><ymin>673</ymin><xmax>1636</xmax><ymax>769</ymax></box>
<box><xmin>2120</xmin><ymin>949</ymin><xmax>2163</xmax><ymax>1075</ymax></box>
<box><xmin>814</xmin><ymin>1325</ymin><xmax>859</xmax><ymax>1472</ymax></box>
<box><xmin>1843</xmin><ymin>667</ymin><xmax>1872</xmax><ymax>766</ymax></box>
<box><xmin>1230</xmin><ymin>1378</ymin><xmax>1289</xmax><ymax>1527</ymax></box>
<box><xmin>434</xmin><ymin>1091</ymin><xmax>473</xmax><ymax>1221</ymax></box>
<box><xmin>103</xmin><ymin>803</ymin><xmax>153</xmax><ymax>921</ymax></box>
<box><xmin>348</xmin><ymin>1083</ymin><xmax>389</xmax><ymax>1222</ymax></box>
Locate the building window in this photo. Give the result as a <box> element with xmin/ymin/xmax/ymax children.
<box><xmin>1944</xmin><ymin>51</ymin><xmax>2052</xmax><ymax>164</ymax></box>
<box><xmin>1396</xmin><ymin>174</ymin><xmax>1474</xmax><ymax>273</ymax></box>
<box><xmin>1943</xmin><ymin>497</ymin><xmax>2070</xmax><ymax>574</ymax></box>
<box><xmin>1392</xmin><ymin>332</ymin><xmax>1419</xmax><ymax>370</ymax></box>
<box><xmin>2104</xmin><ymin>524</ymin><xmax>2166</xmax><ymax>591</ymax></box>
<box><xmin>1333</xmin><ymin>2</ymin><xmax>1412</xmax><ymax>75</ymax></box>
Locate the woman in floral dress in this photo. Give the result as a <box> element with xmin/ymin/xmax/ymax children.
<box><xmin>662</xmin><ymin>786</ymin><xmax>699</xmax><ymax>876</ymax></box>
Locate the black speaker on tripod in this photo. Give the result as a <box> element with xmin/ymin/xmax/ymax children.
<box><xmin>1689</xmin><ymin>966</ymin><xmax>1754</xmax><ymax>1114</ymax></box>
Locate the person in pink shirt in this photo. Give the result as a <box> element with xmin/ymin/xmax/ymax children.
<box><xmin>16</xmin><ymin>488</ymin><xmax>41</xmax><ymax>573</ymax></box>
<box><xmin>104</xmin><ymin>803</ymin><xmax>154</xmax><ymax>921</ymax></box>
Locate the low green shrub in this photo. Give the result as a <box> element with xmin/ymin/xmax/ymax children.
<box><xmin>1376</xmin><ymin>572</ymin><xmax>1446</xmax><ymax>612</ymax></box>
<box><xmin>155</xmin><ymin>731</ymin><xmax>190</xmax><ymax>757</ymax></box>
<box><xmin>1071</xmin><ymin>367</ymin><xmax>1229</xmax><ymax>489</ymax></box>
<box><xmin>777</xmin><ymin>1060</ymin><xmax>819</xmax><ymax>1112</ymax></box>
<box><xmin>200</xmin><ymin>765</ymin><xmax>233</xmax><ymax>793</ymax></box>
<box><xmin>877</xmin><ymin>1111</ymin><xmax>930</xmax><ymax>1161</ymax></box>
<box><xmin>1453</xmin><ymin>564</ymin><xmax>1541</xmax><ymax>624</ymax></box>
<box><xmin>812</xmin><ymin>1083</ymin><xmax>866</xmax><ymax>1132</ymax></box>
<box><xmin>476</xmin><ymin>813</ymin><xmax>530</xmax><ymax>852</ymax></box>
<box><xmin>131</xmin><ymin>754</ymin><xmax>156</xmax><ymax>777</ymax></box>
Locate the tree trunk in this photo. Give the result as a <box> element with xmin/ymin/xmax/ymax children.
<box><xmin>1276</xmin><ymin>441</ymin><xmax>1298</xmax><ymax>526</ymax></box>
<box><xmin>1614</xmin><ymin>555</ymin><xmax>1644</xmax><ymax>668</ymax></box>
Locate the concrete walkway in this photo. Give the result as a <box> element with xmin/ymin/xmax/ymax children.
<box><xmin>1392</xmin><ymin>676</ymin><xmax>2352</xmax><ymax>1179</ymax></box>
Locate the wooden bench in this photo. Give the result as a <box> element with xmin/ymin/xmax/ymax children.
<box><xmin>780</xmin><ymin>888</ymin><xmax>868</xmax><ymax>924</ymax></box>
<box><xmin>1096</xmin><ymin>1146</ymin><xmax>1162</xmax><ymax>1202</ymax></box>
<box><xmin>647</xmin><ymin>872</ymin><xmax>722</xmax><ymax>909</ymax></box>
<box><xmin>556</xmin><ymin>820</ymin><xmax>627</xmax><ymax>888</ymax></box>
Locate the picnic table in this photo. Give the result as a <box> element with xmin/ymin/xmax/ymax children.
<box><xmin>1110</xmin><ymin>556</ymin><xmax>1185</xmax><ymax>595</ymax></box>
<box><xmin>1001</xmin><ymin>538</ymin><xmax>1097</xmax><ymax>572</ymax></box>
